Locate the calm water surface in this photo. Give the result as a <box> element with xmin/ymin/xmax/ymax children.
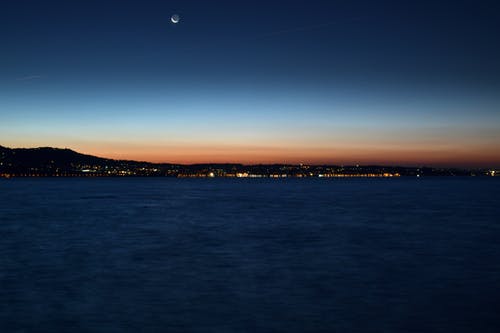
<box><xmin>1</xmin><ymin>178</ymin><xmax>499</xmax><ymax>332</ymax></box>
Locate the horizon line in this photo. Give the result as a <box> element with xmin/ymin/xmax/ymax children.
<box><xmin>2</xmin><ymin>144</ymin><xmax>498</xmax><ymax>170</ymax></box>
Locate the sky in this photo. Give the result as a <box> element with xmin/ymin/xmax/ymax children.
<box><xmin>1</xmin><ymin>0</ymin><xmax>500</xmax><ymax>167</ymax></box>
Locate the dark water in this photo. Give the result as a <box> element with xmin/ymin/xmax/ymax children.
<box><xmin>1</xmin><ymin>178</ymin><xmax>499</xmax><ymax>332</ymax></box>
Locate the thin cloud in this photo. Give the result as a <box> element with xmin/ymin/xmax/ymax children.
<box><xmin>262</xmin><ymin>17</ymin><xmax>366</xmax><ymax>38</ymax></box>
<box><xmin>263</xmin><ymin>21</ymin><xmax>342</xmax><ymax>37</ymax></box>
<box><xmin>176</xmin><ymin>17</ymin><xmax>366</xmax><ymax>53</ymax></box>
<box><xmin>16</xmin><ymin>75</ymin><xmax>43</xmax><ymax>81</ymax></box>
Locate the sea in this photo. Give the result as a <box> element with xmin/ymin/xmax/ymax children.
<box><xmin>1</xmin><ymin>177</ymin><xmax>499</xmax><ymax>332</ymax></box>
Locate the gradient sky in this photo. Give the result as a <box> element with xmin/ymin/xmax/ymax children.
<box><xmin>1</xmin><ymin>0</ymin><xmax>500</xmax><ymax>167</ymax></box>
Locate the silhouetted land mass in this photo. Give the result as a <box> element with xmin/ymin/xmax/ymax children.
<box><xmin>0</xmin><ymin>145</ymin><xmax>497</xmax><ymax>178</ymax></box>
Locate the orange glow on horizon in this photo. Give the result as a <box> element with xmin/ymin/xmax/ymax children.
<box><xmin>79</xmin><ymin>145</ymin><xmax>500</xmax><ymax>168</ymax></box>
<box><xmin>3</xmin><ymin>139</ymin><xmax>499</xmax><ymax>168</ymax></box>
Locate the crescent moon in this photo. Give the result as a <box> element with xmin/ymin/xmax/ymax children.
<box><xmin>171</xmin><ymin>14</ymin><xmax>180</xmax><ymax>24</ymax></box>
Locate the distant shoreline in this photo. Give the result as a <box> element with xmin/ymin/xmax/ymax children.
<box><xmin>1</xmin><ymin>173</ymin><xmax>498</xmax><ymax>179</ymax></box>
<box><xmin>1</xmin><ymin>146</ymin><xmax>498</xmax><ymax>178</ymax></box>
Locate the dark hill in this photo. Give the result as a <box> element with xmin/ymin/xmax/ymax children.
<box><xmin>0</xmin><ymin>145</ymin><xmax>163</xmax><ymax>175</ymax></box>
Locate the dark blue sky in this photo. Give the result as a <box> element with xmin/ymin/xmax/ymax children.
<box><xmin>3</xmin><ymin>0</ymin><xmax>500</xmax><ymax>85</ymax></box>
<box><xmin>1</xmin><ymin>0</ymin><xmax>500</xmax><ymax>166</ymax></box>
